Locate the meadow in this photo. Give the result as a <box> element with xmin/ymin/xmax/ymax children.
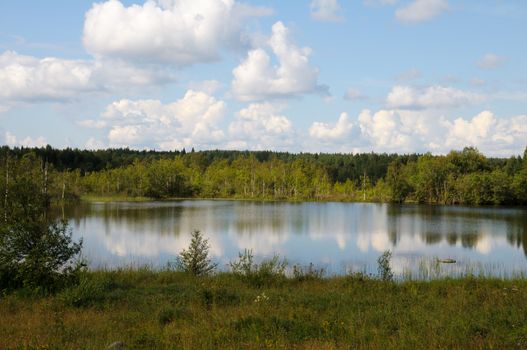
<box><xmin>2</xmin><ymin>268</ymin><xmax>527</xmax><ymax>349</ymax></box>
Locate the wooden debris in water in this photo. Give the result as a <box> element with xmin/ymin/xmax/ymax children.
<box><xmin>438</xmin><ymin>258</ymin><xmax>456</xmax><ymax>264</ymax></box>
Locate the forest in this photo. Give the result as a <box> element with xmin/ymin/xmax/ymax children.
<box><xmin>0</xmin><ymin>145</ymin><xmax>526</xmax><ymax>206</ymax></box>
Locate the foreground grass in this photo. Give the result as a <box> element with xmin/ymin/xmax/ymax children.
<box><xmin>2</xmin><ymin>270</ymin><xmax>527</xmax><ymax>349</ymax></box>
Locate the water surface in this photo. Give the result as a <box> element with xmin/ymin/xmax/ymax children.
<box><xmin>64</xmin><ymin>200</ymin><xmax>527</xmax><ymax>277</ymax></box>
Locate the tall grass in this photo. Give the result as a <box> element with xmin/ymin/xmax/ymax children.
<box><xmin>2</xmin><ymin>268</ymin><xmax>527</xmax><ymax>349</ymax></box>
<box><xmin>2</xmin><ymin>249</ymin><xmax>527</xmax><ymax>349</ymax></box>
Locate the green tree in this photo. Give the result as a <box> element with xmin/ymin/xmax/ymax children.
<box><xmin>385</xmin><ymin>159</ymin><xmax>411</xmax><ymax>203</ymax></box>
<box><xmin>0</xmin><ymin>153</ymin><xmax>84</xmax><ymax>292</ymax></box>
<box><xmin>174</xmin><ymin>230</ymin><xmax>217</xmax><ymax>276</ymax></box>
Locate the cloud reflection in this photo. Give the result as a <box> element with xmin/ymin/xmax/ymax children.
<box><xmin>64</xmin><ymin>201</ymin><xmax>527</xmax><ymax>273</ymax></box>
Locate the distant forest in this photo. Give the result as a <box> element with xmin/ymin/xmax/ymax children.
<box><xmin>1</xmin><ymin>145</ymin><xmax>526</xmax><ymax>206</ymax></box>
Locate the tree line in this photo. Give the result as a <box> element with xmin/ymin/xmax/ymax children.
<box><xmin>1</xmin><ymin>145</ymin><xmax>526</xmax><ymax>205</ymax></box>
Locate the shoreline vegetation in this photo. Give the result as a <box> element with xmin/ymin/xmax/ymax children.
<box><xmin>2</xmin><ymin>231</ymin><xmax>527</xmax><ymax>349</ymax></box>
<box><xmin>1</xmin><ymin>145</ymin><xmax>527</xmax><ymax>206</ymax></box>
<box><xmin>2</xmin><ymin>269</ymin><xmax>527</xmax><ymax>349</ymax></box>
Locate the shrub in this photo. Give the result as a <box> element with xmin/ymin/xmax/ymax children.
<box><xmin>377</xmin><ymin>250</ymin><xmax>394</xmax><ymax>281</ymax></box>
<box><xmin>230</xmin><ymin>249</ymin><xmax>287</xmax><ymax>287</ymax></box>
<box><xmin>174</xmin><ymin>230</ymin><xmax>217</xmax><ymax>276</ymax></box>
<box><xmin>0</xmin><ymin>218</ymin><xmax>84</xmax><ymax>293</ymax></box>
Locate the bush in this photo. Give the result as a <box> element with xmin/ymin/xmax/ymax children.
<box><xmin>377</xmin><ymin>250</ymin><xmax>394</xmax><ymax>282</ymax></box>
<box><xmin>230</xmin><ymin>249</ymin><xmax>287</xmax><ymax>287</ymax></box>
<box><xmin>0</xmin><ymin>218</ymin><xmax>84</xmax><ymax>293</ymax></box>
<box><xmin>292</xmin><ymin>263</ymin><xmax>325</xmax><ymax>281</ymax></box>
<box><xmin>173</xmin><ymin>230</ymin><xmax>217</xmax><ymax>276</ymax></box>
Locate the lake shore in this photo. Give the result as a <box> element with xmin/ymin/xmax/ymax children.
<box><xmin>79</xmin><ymin>194</ymin><xmax>370</xmax><ymax>203</ymax></box>
<box><xmin>2</xmin><ymin>270</ymin><xmax>526</xmax><ymax>349</ymax></box>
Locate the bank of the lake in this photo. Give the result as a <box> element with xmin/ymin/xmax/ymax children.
<box><xmin>2</xmin><ymin>270</ymin><xmax>527</xmax><ymax>349</ymax></box>
<box><xmin>79</xmin><ymin>194</ymin><xmax>380</xmax><ymax>203</ymax></box>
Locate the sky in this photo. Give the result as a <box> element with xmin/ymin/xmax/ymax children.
<box><xmin>0</xmin><ymin>0</ymin><xmax>526</xmax><ymax>156</ymax></box>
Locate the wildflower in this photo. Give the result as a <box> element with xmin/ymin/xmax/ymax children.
<box><xmin>254</xmin><ymin>292</ymin><xmax>269</xmax><ymax>303</ymax></box>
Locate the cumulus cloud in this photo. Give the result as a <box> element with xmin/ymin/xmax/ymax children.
<box><xmin>83</xmin><ymin>0</ymin><xmax>272</xmax><ymax>66</ymax></box>
<box><xmin>228</xmin><ymin>102</ymin><xmax>295</xmax><ymax>150</ymax></box>
<box><xmin>309</xmin><ymin>112</ymin><xmax>353</xmax><ymax>141</ymax></box>
<box><xmin>0</xmin><ymin>0</ymin><xmax>276</xmax><ymax>106</ymax></box>
<box><xmin>0</xmin><ymin>51</ymin><xmax>96</xmax><ymax>102</ymax></box>
<box><xmin>386</xmin><ymin>85</ymin><xmax>485</xmax><ymax>110</ymax></box>
<box><xmin>306</xmin><ymin>108</ymin><xmax>432</xmax><ymax>153</ymax></box>
<box><xmin>95</xmin><ymin>90</ymin><xmax>226</xmax><ymax>150</ymax></box>
<box><xmin>231</xmin><ymin>21</ymin><xmax>324</xmax><ymax>101</ymax></box>
<box><xmin>310</xmin><ymin>0</ymin><xmax>344</xmax><ymax>22</ymax></box>
<box><xmin>441</xmin><ymin>111</ymin><xmax>527</xmax><ymax>155</ymax></box>
<box><xmin>358</xmin><ymin>109</ymin><xmax>416</xmax><ymax>151</ymax></box>
<box><xmin>0</xmin><ymin>50</ymin><xmax>178</xmax><ymax>104</ymax></box>
<box><xmin>335</xmin><ymin>108</ymin><xmax>527</xmax><ymax>156</ymax></box>
<box><xmin>476</xmin><ymin>53</ymin><xmax>505</xmax><ymax>69</ymax></box>
<box><xmin>395</xmin><ymin>0</ymin><xmax>449</xmax><ymax>23</ymax></box>
<box><xmin>5</xmin><ymin>131</ymin><xmax>47</xmax><ymax>147</ymax></box>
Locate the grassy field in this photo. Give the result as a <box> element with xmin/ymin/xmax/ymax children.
<box><xmin>2</xmin><ymin>269</ymin><xmax>527</xmax><ymax>349</ymax></box>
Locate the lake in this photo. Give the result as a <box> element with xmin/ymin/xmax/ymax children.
<box><xmin>64</xmin><ymin>200</ymin><xmax>527</xmax><ymax>277</ymax></box>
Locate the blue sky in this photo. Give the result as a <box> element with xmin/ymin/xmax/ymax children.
<box><xmin>0</xmin><ymin>0</ymin><xmax>526</xmax><ymax>155</ymax></box>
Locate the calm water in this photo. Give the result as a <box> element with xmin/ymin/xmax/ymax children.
<box><xmin>63</xmin><ymin>200</ymin><xmax>527</xmax><ymax>277</ymax></box>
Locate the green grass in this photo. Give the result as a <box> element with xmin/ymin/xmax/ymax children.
<box><xmin>80</xmin><ymin>195</ymin><xmax>155</xmax><ymax>202</ymax></box>
<box><xmin>2</xmin><ymin>269</ymin><xmax>527</xmax><ymax>349</ymax></box>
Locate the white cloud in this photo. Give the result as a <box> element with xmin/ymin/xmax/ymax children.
<box><xmin>442</xmin><ymin>112</ymin><xmax>527</xmax><ymax>155</ymax></box>
<box><xmin>97</xmin><ymin>90</ymin><xmax>226</xmax><ymax>150</ymax></box>
<box><xmin>343</xmin><ymin>88</ymin><xmax>367</xmax><ymax>101</ymax></box>
<box><xmin>443</xmin><ymin>111</ymin><xmax>495</xmax><ymax>147</ymax></box>
<box><xmin>228</xmin><ymin>102</ymin><xmax>295</xmax><ymax>150</ymax></box>
<box><xmin>476</xmin><ymin>53</ymin><xmax>505</xmax><ymax>69</ymax></box>
<box><xmin>0</xmin><ymin>50</ymin><xmax>177</xmax><ymax>104</ymax></box>
<box><xmin>358</xmin><ymin>109</ymin><xmax>415</xmax><ymax>151</ymax></box>
<box><xmin>386</xmin><ymin>85</ymin><xmax>485</xmax><ymax>110</ymax></box>
<box><xmin>310</xmin><ymin>112</ymin><xmax>353</xmax><ymax>141</ymax></box>
<box><xmin>231</xmin><ymin>21</ymin><xmax>324</xmax><ymax>101</ymax></box>
<box><xmin>187</xmin><ymin>80</ymin><xmax>222</xmax><ymax>95</ymax></box>
<box><xmin>310</xmin><ymin>0</ymin><xmax>344</xmax><ymax>22</ymax></box>
<box><xmin>83</xmin><ymin>0</ymin><xmax>272</xmax><ymax>66</ymax></box>
<box><xmin>85</xmin><ymin>137</ymin><xmax>107</xmax><ymax>150</ymax></box>
<box><xmin>364</xmin><ymin>0</ymin><xmax>398</xmax><ymax>5</ymax></box>
<box><xmin>395</xmin><ymin>0</ymin><xmax>449</xmax><ymax>23</ymax></box>
<box><xmin>91</xmin><ymin>58</ymin><xmax>176</xmax><ymax>88</ymax></box>
<box><xmin>78</xmin><ymin>119</ymin><xmax>107</xmax><ymax>129</ymax></box>
<box><xmin>0</xmin><ymin>51</ymin><xmax>96</xmax><ymax>102</ymax></box>
<box><xmin>5</xmin><ymin>131</ymin><xmax>47</xmax><ymax>147</ymax></box>
<box><xmin>5</xmin><ymin>132</ymin><xmax>16</xmax><ymax>146</ymax></box>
